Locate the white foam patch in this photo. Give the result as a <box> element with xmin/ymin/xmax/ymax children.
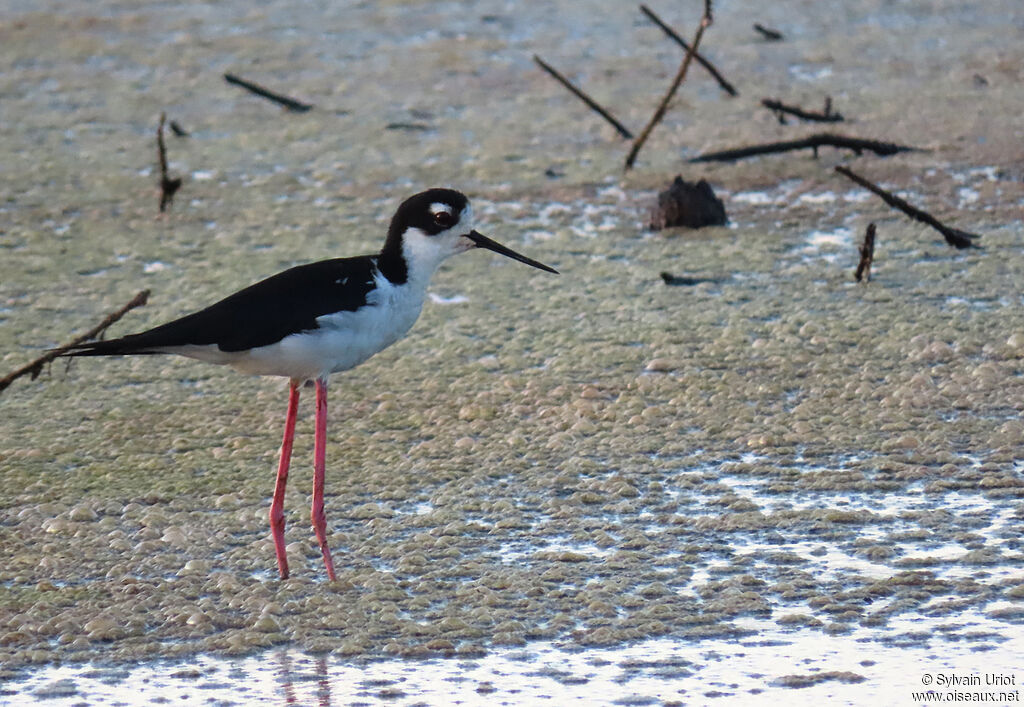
<box><xmin>428</xmin><ymin>292</ymin><xmax>469</xmax><ymax>305</ymax></box>
<box><xmin>732</xmin><ymin>191</ymin><xmax>775</xmax><ymax>205</ymax></box>
<box><xmin>788</xmin><ymin>65</ymin><xmax>833</xmax><ymax>81</ymax></box>
<box><xmin>958</xmin><ymin>187</ymin><xmax>980</xmax><ymax>206</ymax></box>
<box><xmin>798</xmin><ymin>191</ymin><xmax>837</xmax><ymax>205</ymax></box>
<box><xmin>805</xmin><ymin>227</ymin><xmax>852</xmax><ymax>249</ymax></box>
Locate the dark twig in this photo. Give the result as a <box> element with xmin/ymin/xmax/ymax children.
<box><xmin>762</xmin><ymin>97</ymin><xmax>843</xmax><ymax>124</ymax></box>
<box><xmin>855</xmin><ymin>223</ymin><xmax>876</xmax><ymax>282</ymax></box>
<box><xmin>639</xmin><ymin>5</ymin><xmax>737</xmax><ymax>97</ymax></box>
<box><xmin>157</xmin><ymin>113</ymin><xmax>182</xmax><ymax>213</ymax></box>
<box><xmin>626</xmin><ymin>1</ymin><xmax>715</xmax><ymax>170</ymax></box>
<box><xmin>834</xmin><ymin>166</ymin><xmax>980</xmax><ymax>249</ymax></box>
<box><xmin>753</xmin><ymin>23</ymin><xmax>784</xmax><ymax>41</ymax></box>
<box><xmin>533</xmin><ymin>55</ymin><xmax>634</xmax><ymax>139</ymax></box>
<box><xmin>168</xmin><ymin>120</ymin><xmax>189</xmax><ymax>137</ymax></box>
<box><xmin>689</xmin><ymin>133</ymin><xmax>917</xmax><ymax>162</ymax></box>
<box><xmin>385</xmin><ymin>122</ymin><xmax>433</xmax><ymax>132</ymax></box>
<box><xmin>224</xmin><ymin>73</ymin><xmax>313</xmax><ymax>112</ymax></box>
<box><xmin>661</xmin><ymin>272</ymin><xmax>723</xmax><ymax>286</ymax></box>
<box><xmin>0</xmin><ymin>290</ymin><xmax>150</xmax><ymax>394</ymax></box>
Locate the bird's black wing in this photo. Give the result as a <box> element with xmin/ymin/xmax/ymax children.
<box><xmin>63</xmin><ymin>257</ymin><xmax>381</xmax><ymax>356</ymax></box>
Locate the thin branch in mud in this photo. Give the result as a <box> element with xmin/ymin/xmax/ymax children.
<box><xmin>689</xmin><ymin>133</ymin><xmax>918</xmax><ymax>162</ymax></box>
<box><xmin>626</xmin><ymin>0</ymin><xmax>715</xmax><ymax>170</ymax></box>
<box><xmin>639</xmin><ymin>5</ymin><xmax>737</xmax><ymax>97</ymax></box>
<box><xmin>157</xmin><ymin>113</ymin><xmax>182</xmax><ymax>213</ymax></box>
<box><xmin>385</xmin><ymin>122</ymin><xmax>433</xmax><ymax>132</ymax></box>
<box><xmin>0</xmin><ymin>290</ymin><xmax>150</xmax><ymax>394</ymax></box>
<box><xmin>224</xmin><ymin>73</ymin><xmax>313</xmax><ymax>113</ymax></box>
<box><xmin>661</xmin><ymin>272</ymin><xmax>723</xmax><ymax>286</ymax></box>
<box><xmin>855</xmin><ymin>223</ymin><xmax>876</xmax><ymax>282</ymax></box>
<box><xmin>834</xmin><ymin>166</ymin><xmax>981</xmax><ymax>249</ymax></box>
<box><xmin>753</xmin><ymin>23</ymin><xmax>784</xmax><ymax>41</ymax></box>
<box><xmin>533</xmin><ymin>55</ymin><xmax>634</xmax><ymax>139</ymax></box>
<box><xmin>762</xmin><ymin>96</ymin><xmax>843</xmax><ymax>124</ymax></box>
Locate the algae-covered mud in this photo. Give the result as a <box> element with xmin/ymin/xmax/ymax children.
<box><xmin>2</xmin><ymin>0</ymin><xmax>1023</xmax><ymax>703</ymax></box>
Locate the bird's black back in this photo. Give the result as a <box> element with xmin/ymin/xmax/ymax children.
<box><xmin>64</xmin><ymin>257</ymin><xmax>380</xmax><ymax>356</ymax></box>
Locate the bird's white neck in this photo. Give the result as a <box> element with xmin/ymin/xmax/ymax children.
<box><xmin>398</xmin><ymin>226</ymin><xmax>464</xmax><ymax>288</ymax></box>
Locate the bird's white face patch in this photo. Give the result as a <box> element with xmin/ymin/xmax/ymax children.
<box><xmin>429</xmin><ymin>202</ymin><xmax>453</xmax><ymax>218</ymax></box>
<box><xmin>427</xmin><ymin>201</ymin><xmax>458</xmax><ymax>231</ymax></box>
<box><xmin>401</xmin><ymin>205</ymin><xmax>476</xmax><ymax>283</ymax></box>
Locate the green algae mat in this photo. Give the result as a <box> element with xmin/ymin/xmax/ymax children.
<box><xmin>2</xmin><ymin>0</ymin><xmax>1023</xmax><ymax>678</ymax></box>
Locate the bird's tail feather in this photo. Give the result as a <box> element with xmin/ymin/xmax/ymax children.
<box><xmin>59</xmin><ymin>336</ymin><xmax>164</xmax><ymax>357</ymax></box>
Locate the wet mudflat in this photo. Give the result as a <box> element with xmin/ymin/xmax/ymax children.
<box><xmin>2</xmin><ymin>0</ymin><xmax>1023</xmax><ymax>704</ymax></box>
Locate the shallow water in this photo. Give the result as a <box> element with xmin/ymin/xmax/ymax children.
<box><xmin>9</xmin><ymin>621</ymin><xmax>1023</xmax><ymax>706</ymax></box>
<box><xmin>2</xmin><ymin>0</ymin><xmax>1024</xmax><ymax>704</ymax></box>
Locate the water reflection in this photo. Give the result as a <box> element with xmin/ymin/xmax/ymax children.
<box><xmin>276</xmin><ymin>650</ymin><xmax>332</xmax><ymax>706</ymax></box>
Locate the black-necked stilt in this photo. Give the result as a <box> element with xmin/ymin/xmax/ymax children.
<box><xmin>62</xmin><ymin>188</ymin><xmax>557</xmax><ymax>580</ymax></box>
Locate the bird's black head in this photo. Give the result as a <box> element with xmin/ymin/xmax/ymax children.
<box><xmin>387</xmin><ymin>188</ymin><xmax>470</xmax><ymax>242</ymax></box>
<box><xmin>378</xmin><ymin>188</ymin><xmax>558</xmax><ymax>284</ymax></box>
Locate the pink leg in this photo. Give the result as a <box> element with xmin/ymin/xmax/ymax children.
<box><xmin>312</xmin><ymin>376</ymin><xmax>337</xmax><ymax>581</ymax></box>
<box><xmin>270</xmin><ymin>380</ymin><xmax>300</xmax><ymax>580</ymax></box>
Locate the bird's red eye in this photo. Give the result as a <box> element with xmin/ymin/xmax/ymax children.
<box><xmin>433</xmin><ymin>211</ymin><xmax>454</xmax><ymax>228</ymax></box>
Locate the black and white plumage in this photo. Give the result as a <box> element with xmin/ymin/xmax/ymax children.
<box><xmin>63</xmin><ymin>188</ymin><xmax>557</xmax><ymax>580</ymax></box>
<box><xmin>66</xmin><ymin>189</ymin><xmax>556</xmax><ymax>380</ymax></box>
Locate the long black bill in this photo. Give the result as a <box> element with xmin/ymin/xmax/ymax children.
<box><xmin>466</xmin><ymin>230</ymin><xmax>559</xmax><ymax>274</ymax></box>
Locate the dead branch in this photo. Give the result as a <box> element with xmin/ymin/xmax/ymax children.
<box><xmin>0</xmin><ymin>290</ymin><xmax>150</xmax><ymax>394</ymax></box>
<box><xmin>639</xmin><ymin>5</ymin><xmax>737</xmax><ymax>97</ymax></box>
<box><xmin>855</xmin><ymin>223</ymin><xmax>876</xmax><ymax>282</ymax></box>
<box><xmin>689</xmin><ymin>133</ymin><xmax>917</xmax><ymax>162</ymax></box>
<box><xmin>834</xmin><ymin>166</ymin><xmax>980</xmax><ymax>249</ymax></box>
<box><xmin>762</xmin><ymin>96</ymin><xmax>843</xmax><ymax>124</ymax></box>
<box><xmin>661</xmin><ymin>272</ymin><xmax>723</xmax><ymax>286</ymax></box>
<box><xmin>533</xmin><ymin>55</ymin><xmax>634</xmax><ymax>139</ymax></box>
<box><xmin>157</xmin><ymin>113</ymin><xmax>182</xmax><ymax>213</ymax></box>
<box><xmin>626</xmin><ymin>0</ymin><xmax>715</xmax><ymax>170</ymax></box>
<box><xmin>753</xmin><ymin>23</ymin><xmax>784</xmax><ymax>41</ymax></box>
<box><xmin>224</xmin><ymin>73</ymin><xmax>313</xmax><ymax>112</ymax></box>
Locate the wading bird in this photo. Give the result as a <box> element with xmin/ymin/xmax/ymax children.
<box><xmin>63</xmin><ymin>188</ymin><xmax>557</xmax><ymax>580</ymax></box>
